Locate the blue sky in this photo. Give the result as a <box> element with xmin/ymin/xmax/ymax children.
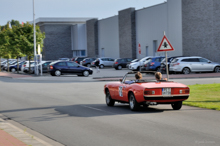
<box><xmin>0</xmin><ymin>0</ymin><xmax>166</xmax><ymax>25</ymax></box>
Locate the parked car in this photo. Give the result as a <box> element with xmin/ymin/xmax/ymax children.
<box><xmin>95</xmin><ymin>57</ymin><xmax>115</xmax><ymax>69</ymax></box>
<box><xmin>59</xmin><ymin>58</ymin><xmax>70</xmax><ymax>61</ymax></box>
<box><xmin>80</xmin><ymin>58</ymin><xmax>96</xmax><ymax>67</ymax></box>
<box><xmin>74</xmin><ymin>57</ymin><xmax>86</xmax><ymax>64</ymax></box>
<box><xmin>48</xmin><ymin>61</ymin><xmax>93</xmax><ymax>77</ymax></box>
<box><xmin>129</xmin><ymin>56</ymin><xmax>153</xmax><ymax>71</ymax></box>
<box><xmin>8</xmin><ymin>61</ymin><xmax>26</xmax><ymax>72</ymax></box>
<box><xmin>2</xmin><ymin>60</ymin><xmax>17</xmax><ymax>70</ymax></box>
<box><xmin>126</xmin><ymin>59</ymin><xmax>139</xmax><ymax>68</ymax></box>
<box><xmin>21</xmin><ymin>61</ymin><xmax>36</xmax><ymax>72</ymax></box>
<box><xmin>104</xmin><ymin>71</ymin><xmax>190</xmax><ymax>111</ymax></box>
<box><xmin>113</xmin><ymin>58</ymin><xmax>133</xmax><ymax>70</ymax></box>
<box><xmin>24</xmin><ymin>61</ymin><xmax>52</xmax><ymax>74</ymax></box>
<box><xmin>144</xmin><ymin>56</ymin><xmax>165</xmax><ymax>71</ymax></box>
<box><xmin>160</xmin><ymin>56</ymin><xmax>184</xmax><ymax>73</ymax></box>
<box><xmin>169</xmin><ymin>56</ymin><xmax>220</xmax><ymax>74</ymax></box>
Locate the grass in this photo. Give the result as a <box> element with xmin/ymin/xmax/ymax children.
<box><xmin>183</xmin><ymin>83</ymin><xmax>220</xmax><ymax>110</ymax></box>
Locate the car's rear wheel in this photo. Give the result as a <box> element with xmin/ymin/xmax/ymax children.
<box><xmin>171</xmin><ymin>101</ymin><xmax>182</xmax><ymax>110</ymax></box>
<box><xmin>100</xmin><ymin>64</ymin><xmax>104</xmax><ymax>69</ymax></box>
<box><xmin>182</xmin><ymin>67</ymin><xmax>190</xmax><ymax>74</ymax></box>
<box><xmin>117</xmin><ymin>65</ymin><xmax>122</xmax><ymax>70</ymax></box>
<box><xmin>214</xmin><ymin>66</ymin><xmax>220</xmax><ymax>73</ymax></box>
<box><xmin>55</xmin><ymin>70</ymin><xmax>61</xmax><ymax>76</ymax></box>
<box><xmin>129</xmin><ymin>93</ymin><xmax>140</xmax><ymax>111</ymax></box>
<box><xmin>83</xmin><ymin>70</ymin><xmax>89</xmax><ymax>77</ymax></box>
<box><xmin>106</xmin><ymin>90</ymin><xmax>115</xmax><ymax>106</ymax></box>
<box><xmin>87</xmin><ymin>64</ymin><xmax>91</xmax><ymax>67</ymax></box>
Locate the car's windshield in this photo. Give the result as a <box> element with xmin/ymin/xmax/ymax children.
<box><xmin>122</xmin><ymin>72</ymin><xmax>156</xmax><ymax>83</ymax></box>
<box><xmin>131</xmin><ymin>59</ymin><xmax>139</xmax><ymax>63</ymax></box>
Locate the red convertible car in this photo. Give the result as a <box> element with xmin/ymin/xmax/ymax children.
<box><xmin>104</xmin><ymin>71</ymin><xmax>190</xmax><ymax>111</ymax></box>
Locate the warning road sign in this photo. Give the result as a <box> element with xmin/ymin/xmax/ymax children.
<box><xmin>157</xmin><ymin>35</ymin><xmax>174</xmax><ymax>52</ymax></box>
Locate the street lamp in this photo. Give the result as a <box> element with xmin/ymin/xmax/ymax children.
<box><xmin>33</xmin><ymin>0</ymin><xmax>38</xmax><ymax>75</ymax></box>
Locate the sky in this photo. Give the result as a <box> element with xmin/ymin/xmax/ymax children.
<box><xmin>0</xmin><ymin>0</ymin><xmax>166</xmax><ymax>26</ymax></box>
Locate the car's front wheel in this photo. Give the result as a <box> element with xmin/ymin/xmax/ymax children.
<box><xmin>171</xmin><ymin>101</ymin><xmax>182</xmax><ymax>110</ymax></box>
<box><xmin>182</xmin><ymin>67</ymin><xmax>191</xmax><ymax>74</ymax></box>
<box><xmin>55</xmin><ymin>70</ymin><xmax>61</xmax><ymax>76</ymax></box>
<box><xmin>106</xmin><ymin>90</ymin><xmax>115</xmax><ymax>106</ymax></box>
<box><xmin>214</xmin><ymin>66</ymin><xmax>220</xmax><ymax>73</ymax></box>
<box><xmin>83</xmin><ymin>70</ymin><xmax>89</xmax><ymax>77</ymax></box>
<box><xmin>129</xmin><ymin>93</ymin><xmax>139</xmax><ymax>111</ymax></box>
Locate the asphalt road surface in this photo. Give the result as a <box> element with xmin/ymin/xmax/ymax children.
<box><xmin>0</xmin><ymin>77</ymin><xmax>220</xmax><ymax>146</ymax></box>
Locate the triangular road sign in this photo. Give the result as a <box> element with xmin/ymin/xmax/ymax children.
<box><xmin>157</xmin><ymin>35</ymin><xmax>174</xmax><ymax>52</ymax></box>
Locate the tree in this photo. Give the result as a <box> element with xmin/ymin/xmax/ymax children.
<box><xmin>0</xmin><ymin>26</ymin><xmax>13</xmax><ymax>72</ymax></box>
<box><xmin>18</xmin><ymin>22</ymin><xmax>45</xmax><ymax>73</ymax></box>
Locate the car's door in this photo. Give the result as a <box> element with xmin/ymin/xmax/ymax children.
<box><xmin>55</xmin><ymin>62</ymin><xmax>68</xmax><ymax>73</ymax></box>
<box><xmin>108</xmin><ymin>58</ymin><xmax>115</xmax><ymax>66</ymax></box>
<box><xmin>67</xmin><ymin>62</ymin><xmax>82</xmax><ymax>74</ymax></box>
<box><xmin>199</xmin><ymin>58</ymin><xmax>213</xmax><ymax>71</ymax></box>
<box><xmin>189</xmin><ymin>58</ymin><xmax>200</xmax><ymax>72</ymax></box>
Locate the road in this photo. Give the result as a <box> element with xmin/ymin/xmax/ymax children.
<box><xmin>0</xmin><ymin>76</ymin><xmax>220</xmax><ymax>146</ymax></box>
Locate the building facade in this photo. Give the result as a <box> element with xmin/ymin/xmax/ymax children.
<box><xmin>36</xmin><ymin>18</ymin><xmax>94</xmax><ymax>60</ymax></box>
<box><xmin>37</xmin><ymin>0</ymin><xmax>220</xmax><ymax>63</ymax></box>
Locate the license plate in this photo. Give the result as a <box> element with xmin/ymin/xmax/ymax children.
<box><xmin>162</xmin><ymin>88</ymin><xmax>171</xmax><ymax>95</ymax></box>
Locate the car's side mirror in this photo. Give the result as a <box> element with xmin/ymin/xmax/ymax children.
<box><xmin>119</xmin><ymin>79</ymin><xmax>123</xmax><ymax>82</ymax></box>
<box><xmin>208</xmin><ymin>61</ymin><xmax>211</xmax><ymax>63</ymax></box>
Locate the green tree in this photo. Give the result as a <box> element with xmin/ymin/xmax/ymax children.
<box><xmin>0</xmin><ymin>26</ymin><xmax>13</xmax><ymax>72</ymax></box>
<box><xmin>18</xmin><ymin>22</ymin><xmax>45</xmax><ymax>73</ymax></box>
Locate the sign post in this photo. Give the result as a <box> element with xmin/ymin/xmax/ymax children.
<box><xmin>157</xmin><ymin>32</ymin><xmax>174</xmax><ymax>80</ymax></box>
<box><xmin>37</xmin><ymin>44</ymin><xmax>42</xmax><ymax>76</ymax></box>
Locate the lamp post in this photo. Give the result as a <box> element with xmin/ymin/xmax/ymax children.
<box><xmin>33</xmin><ymin>0</ymin><xmax>38</xmax><ymax>75</ymax></box>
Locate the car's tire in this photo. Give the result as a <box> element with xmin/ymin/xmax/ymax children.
<box><xmin>117</xmin><ymin>65</ymin><xmax>122</xmax><ymax>70</ymax></box>
<box><xmin>182</xmin><ymin>67</ymin><xmax>191</xmax><ymax>74</ymax></box>
<box><xmin>50</xmin><ymin>73</ymin><xmax>55</xmax><ymax>76</ymax></box>
<box><xmin>105</xmin><ymin>90</ymin><xmax>115</xmax><ymax>106</ymax></box>
<box><xmin>83</xmin><ymin>70</ymin><xmax>89</xmax><ymax>77</ymax></box>
<box><xmin>100</xmin><ymin>64</ymin><xmax>104</xmax><ymax>69</ymax></box>
<box><xmin>115</xmin><ymin>67</ymin><xmax>118</xmax><ymax>70</ymax></box>
<box><xmin>214</xmin><ymin>66</ymin><xmax>220</xmax><ymax>73</ymax></box>
<box><xmin>129</xmin><ymin>93</ymin><xmax>140</xmax><ymax>111</ymax></box>
<box><xmin>55</xmin><ymin>70</ymin><xmax>61</xmax><ymax>76</ymax></box>
<box><xmin>171</xmin><ymin>101</ymin><xmax>182</xmax><ymax>110</ymax></box>
<box><xmin>87</xmin><ymin>64</ymin><xmax>91</xmax><ymax>67</ymax></box>
<box><xmin>136</xmin><ymin>67</ymin><xmax>140</xmax><ymax>71</ymax></box>
<box><xmin>11</xmin><ymin>68</ymin><xmax>16</xmax><ymax>72</ymax></box>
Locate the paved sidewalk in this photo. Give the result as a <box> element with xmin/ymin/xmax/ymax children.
<box><xmin>0</xmin><ymin>118</ymin><xmax>52</xmax><ymax>146</ymax></box>
<box><xmin>0</xmin><ymin>72</ymin><xmax>33</xmax><ymax>78</ymax></box>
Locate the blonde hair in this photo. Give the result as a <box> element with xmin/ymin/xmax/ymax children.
<box><xmin>135</xmin><ymin>72</ymin><xmax>142</xmax><ymax>80</ymax></box>
<box><xmin>155</xmin><ymin>72</ymin><xmax>162</xmax><ymax>80</ymax></box>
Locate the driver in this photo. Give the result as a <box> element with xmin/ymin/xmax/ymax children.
<box><xmin>155</xmin><ymin>72</ymin><xmax>167</xmax><ymax>81</ymax></box>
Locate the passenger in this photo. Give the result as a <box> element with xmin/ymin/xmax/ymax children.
<box><xmin>135</xmin><ymin>72</ymin><xmax>142</xmax><ymax>82</ymax></box>
<box><xmin>155</xmin><ymin>72</ymin><xmax>167</xmax><ymax>81</ymax></box>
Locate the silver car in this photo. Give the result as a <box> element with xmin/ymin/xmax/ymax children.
<box><xmin>169</xmin><ymin>56</ymin><xmax>220</xmax><ymax>74</ymax></box>
<box><xmin>97</xmin><ymin>57</ymin><xmax>115</xmax><ymax>68</ymax></box>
